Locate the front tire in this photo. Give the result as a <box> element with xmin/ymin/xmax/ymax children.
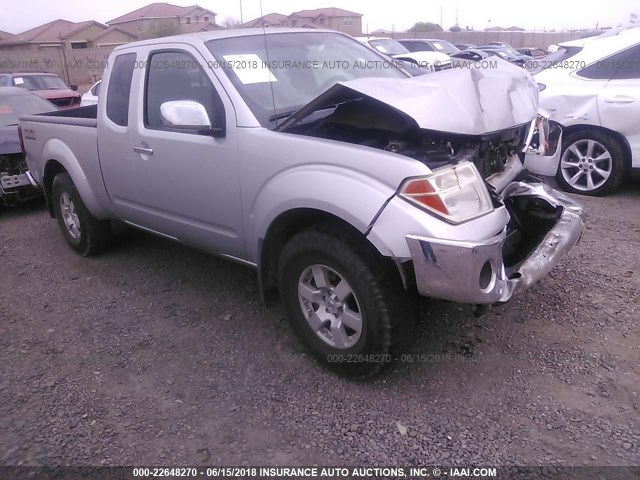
<box><xmin>278</xmin><ymin>224</ymin><xmax>416</xmax><ymax>378</ymax></box>
<box><xmin>556</xmin><ymin>129</ymin><xmax>626</xmax><ymax>196</ymax></box>
<box><xmin>52</xmin><ymin>172</ymin><xmax>111</xmax><ymax>256</ymax></box>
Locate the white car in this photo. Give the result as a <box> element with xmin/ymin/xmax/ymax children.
<box><xmin>355</xmin><ymin>37</ymin><xmax>451</xmax><ymax>72</ymax></box>
<box><xmin>80</xmin><ymin>80</ymin><xmax>101</xmax><ymax>106</ymax></box>
<box><xmin>532</xmin><ymin>26</ymin><xmax>640</xmax><ymax>196</ymax></box>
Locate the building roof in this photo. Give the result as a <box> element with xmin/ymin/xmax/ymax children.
<box><xmin>290</xmin><ymin>7</ymin><xmax>362</xmax><ymax>19</ymax></box>
<box><xmin>0</xmin><ymin>30</ymin><xmax>15</xmax><ymax>41</ymax></box>
<box><xmin>241</xmin><ymin>13</ymin><xmax>288</xmax><ymax>28</ymax></box>
<box><xmin>89</xmin><ymin>26</ymin><xmax>139</xmax><ymax>42</ymax></box>
<box><xmin>0</xmin><ymin>19</ymin><xmax>106</xmax><ymax>46</ymax></box>
<box><xmin>108</xmin><ymin>3</ymin><xmax>216</xmax><ymax>24</ymax></box>
<box><xmin>110</xmin><ymin>28</ymin><xmax>347</xmax><ymax>51</ymax></box>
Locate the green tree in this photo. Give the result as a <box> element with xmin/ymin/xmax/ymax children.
<box><xmin>449</xmin><ymin>25</ymin><xmax>462</xmax><ymax>32</ymax></box>
<box><xmin>408</xmin><ymin>21</ymin><xmax>443</xmax><ymax>33</ymax></box>
<box><xmin>221</xmin><ymin>16</ymin><xmax>242</xmax><ymax>29</ymax></box>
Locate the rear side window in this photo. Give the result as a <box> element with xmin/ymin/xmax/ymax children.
<box><xmin>106</xmin><ymin>53</ymin><xmax>136</xmax><ymax>126</ymax></box>
<box><xmin>611</xmin><ymin>44</ymin><xmax>640</xmax><ymax>80</ymax></box>
<box><xmin>578</xmin><ymin>44</ymin><xmax>640</xmax><ymax>80</ymax></box>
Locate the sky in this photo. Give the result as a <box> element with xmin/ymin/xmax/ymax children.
<box><xmin>1</xmin><ymin>0</ymin><xmax>639</xmax><ymax>35</ymax></box>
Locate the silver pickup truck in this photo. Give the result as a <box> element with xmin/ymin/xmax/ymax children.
<box><xmin>20</xmin><ymin>29</ymin><xmax>584</xmax><ymax>377</ymax></box>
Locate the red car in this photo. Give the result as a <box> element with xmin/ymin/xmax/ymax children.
<box><xmin>0</xmin><ymin>73</ymin><xmax>80</xmax><ymax>109</ymax></box>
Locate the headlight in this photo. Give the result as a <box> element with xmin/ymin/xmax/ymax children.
<box><xmin>537</xmin><ymin>83</ymin><xmax>546</xmax><ymax>91</ymax></box>
<box><xmin>399</xmin><ymin>161</ymin><xmax>494</xmax><ymax>224</ymax></box>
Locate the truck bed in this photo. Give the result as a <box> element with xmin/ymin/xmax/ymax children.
<box><xmin>21</xmin><ymin>104</ymin><xmax>97</xmax><ymax>127</ymax></box>
<box><xmin>20</xmin><ymin>104</ymin><xmax>112</xmax><ymax>219</ymax></box>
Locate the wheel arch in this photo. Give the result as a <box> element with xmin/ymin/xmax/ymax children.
<box><xmin>43</xmin><ymin>160</ymin><xmax>68</xmax><ymax>218</ymax></box>
<box><xmin>257</xmin><ymin>208</ymin><xmax>403</xmax><ymax>306</ymax></box>
<box><xmin>562</xmin><ymin>124</ymin><xmax>632</xmax><ymax>170</ymax></box>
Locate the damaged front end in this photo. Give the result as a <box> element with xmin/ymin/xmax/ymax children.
<box><xmin>277</xmin><ymin>63</ymin><xmax>584</xmax><ymax>305</ymax></box>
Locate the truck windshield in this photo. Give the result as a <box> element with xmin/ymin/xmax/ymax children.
<box><xmin>206</xmin><ymin>32</ymin><xmax>407</xmax><ymax>127</ymax></box>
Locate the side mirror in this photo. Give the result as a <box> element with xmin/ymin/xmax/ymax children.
<box><xmin>160</xmin><ymin>100</ymin><xmax>225</xmax><ymax>137</ymax></box>
<box><xmin>70</xmin><ymin>84</ymin><xmax>78</xmax><ymax>91</ymax></box>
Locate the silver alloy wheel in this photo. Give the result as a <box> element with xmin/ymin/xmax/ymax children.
<box><xmin>560</xmin><ymin>139</ymin><xmax>613</xmax><ymax>192</ymax></box>
<box><xmin>60</xmin><ymin>192</ymin><xmax>81</xmax><ymax>239</ymax></box>
<box><xmin>297</xmin><ymin>264</ymin><xmax>363</xmax><ymax>349</ymax></box>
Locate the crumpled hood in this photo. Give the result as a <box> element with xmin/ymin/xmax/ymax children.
<box><xmin>278</xmin><ymin>59</ymin><xmax>539</xmax><ymax>136</ymax></box>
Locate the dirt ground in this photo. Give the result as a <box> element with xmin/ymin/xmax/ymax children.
<box><xmin>1</xmin><ymin>181</ymin><xmax>639</xmax><ymax>468</ymax></box>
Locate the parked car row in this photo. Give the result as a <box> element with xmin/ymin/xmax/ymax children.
<box><xmin>355</xmin><ymin>37</ymin><xmax>451</xmax><ymax>73</ymax></box>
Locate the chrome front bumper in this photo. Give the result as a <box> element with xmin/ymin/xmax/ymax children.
<box><xmin>406</xmin><ymin>181</ymin><xmax>585</xmax><ymax>305</ymax></box>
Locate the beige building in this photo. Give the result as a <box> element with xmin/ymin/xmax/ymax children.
<box><xmin>88</xmin><ymin>27</ymin><xmax>139</xmax><ymax>48</ymax></box>
<box><xmin>107</xmin><ymin>3</ymin><xmax>220</xmax><ymax>38</ymax></box>
<box><xmin>287</xmin><ymin>8</ymin><xmax>362</xmax><ymax>36</ymax></box>
<box><xmin>242</xmin><ymin>8</ymin><xmax>363</xmax><ymax>36</ymax></box>
<box><xmin>0</xmin><ymin>19</ymin><xmax>107</xmax><ymax>51</ymax></box>
<box><xmin>241</xmin><ymin>13</ymin><xmax>289</xmax><ymax>28</ymax></box>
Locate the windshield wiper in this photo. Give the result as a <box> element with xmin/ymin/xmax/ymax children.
<box><xmin>268</xmin><ymin>110</ymin><xmax>298</xmax><ymax>122</ymax></box>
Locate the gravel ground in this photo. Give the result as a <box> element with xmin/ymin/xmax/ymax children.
<box><xmin>1</xmin><ymin>182</ymin><xmax>639</xmax><ymax>468</ymax></box>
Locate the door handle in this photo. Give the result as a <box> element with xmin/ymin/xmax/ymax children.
<box><xmin>603</xmin><ymin>95</ymin><xmax>635</xmax><ymax>104</ymax></box>
<box><xmin>134</xmin><ymin>146</ymin><xmax>154</xmax><ymax>155</ymax></box>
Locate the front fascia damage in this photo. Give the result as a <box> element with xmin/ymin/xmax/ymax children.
<box><xmin>277</xmin><ymin>62</ymin><xmax>583</xmax><ymax>305</ymax></box>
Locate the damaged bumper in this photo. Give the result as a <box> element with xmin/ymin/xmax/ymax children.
<box><xmin>0</xmin><ymin>171</ymin><xmax>41</xmax><ymax>202</ymax></box>
<box><xmin>406</xmin><ymin>181</ymin><xmax>584</xmax><ymax>305</ymax></box>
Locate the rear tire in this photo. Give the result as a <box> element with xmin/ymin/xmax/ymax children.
<box><xmin>278</xmin><ymin>223</ymin><xmax>416</xmax><ymax>378</ymax></box>
<box><xmin>556</xmin><ymin>129</ymin><xmax>626</xmax><ymax>196</ymax></box>
<box><xmin>52</xmin><ymin>172</ymin><xmax>111</xmax><ymax>256</ymax></box>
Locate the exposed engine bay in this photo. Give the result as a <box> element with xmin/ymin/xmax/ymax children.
<box><xmin>283</xmin><ymin>98</ymin><xmax>531</xmax><ymax>179</ymax></box>
<box><xmin>0</xmin><ymin>153</ymin><xmax>28</xmax><ymax>177</ymax></box>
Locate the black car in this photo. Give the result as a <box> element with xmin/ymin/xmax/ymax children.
<box><xmin>0</xmin><ymin>87</ymin><xmax>56</xmax><ymax>206</ymax></box>
<box><xmin>450</xmin><ymin>48</ymin><xmax>492</xmax><ymax>61</ymax></box>
<box><xmin>517</xmin><ymin>47</ymin><xmax>548</xmax><ymax>59</ymax></box>
<box><xmin>477</xmin><ymin>46</ymin><xmax>534</xmax><ymax>67</ymax></box>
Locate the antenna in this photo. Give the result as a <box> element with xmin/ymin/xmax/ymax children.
<box><xmin>260</xmin><ymin>0</ymin><xmax>278</xmax><ymax>121</ymax></box>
